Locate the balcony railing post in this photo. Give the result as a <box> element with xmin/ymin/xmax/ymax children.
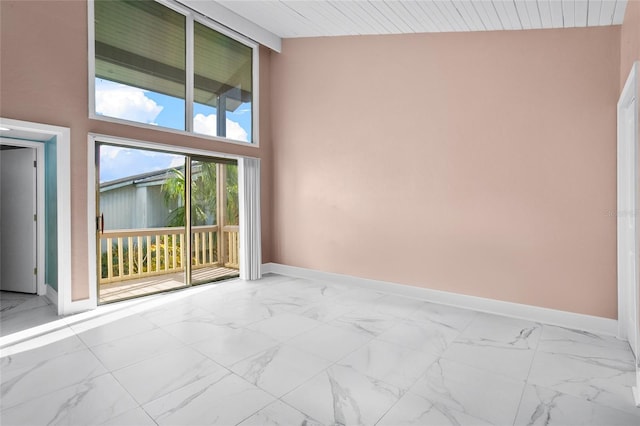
<box><xmin>127</xmin><ymin>236</ymin><xmax>133</xmax><ymax>276</ymax></box>
<box><xmin>107</xmin><ymin>237</ymin><xmax>113</xmax><ymax>280</ymax></box>
<box><xmin>217</xmin><ymin>164</ymin><xmax>227</xmax><ymax>265</ymax></box>
<box><xmin>117</xmin><ymin>237</ymin><xmax>124</xmax><ymax>278</ymax></box>
<box><xmin>137</xmin><ymin>236</ymin><xmax>143</xmax><ymax>276</ymax></box>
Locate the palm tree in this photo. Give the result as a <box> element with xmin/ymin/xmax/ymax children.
<box><xmin>224</xmin><ymin>164</ymin><xmax>239</xmax><ymax>225</ymax></box>
<box><xmin>161</xmin><ymin>162</ymin><xmax>238</xmax><ymax>227</ymax></box>
<box><xmin>161</xmin><ymin>166</ymin><xmax>188</xmax><ymax>227</ymax></box>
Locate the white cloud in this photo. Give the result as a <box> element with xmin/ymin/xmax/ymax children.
<box><xmin>193</xmin><ymin>113</ymin><xmax>249</xmax><ymax>142</ymax></box>
<box><xmin>193</xmin><ymin>113</ymin><xmax>217</xmax><ymax>137</ymax></box>
<box><xmin>169</xmin><ymin>157</ymin><xmax>185</xmax><ymax>168</ymax></box>
<box><xmin>100</xmin><ymin>145</ymin><xmax>123</xmax><ymax>160</ymax></box>
<box><xmin>99</xmin><ymin>145</ymin><xmax>185</xmax><ymax>182</ymax></box>
<box><xmin>95</xmin><ymin>80</ymin><xmax>163</xmax><ymax>124</ymax></box>
<box><xmin>226</xmin><ymin>120</ymin><xmax>249</xmax><ymax>142</ymax></box>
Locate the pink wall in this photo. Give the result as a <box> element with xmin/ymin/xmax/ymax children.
<box><xmin>0</xmin><ymin>0</ymin><xmax>631</xmax><ymax>318</ymax></box>
<box><xmin>621</xmin><ymin>0</ymin><xmax>640</xmax><ymax>90</ymax></box>
<box><xmin>270</xmin><ymin>27</ymin><xmax>621</xmax><ymax>318</ymax></box>
<box><xmin>0</xmin><ymin>0</ymin><xmax>273</xmax><ymax>300</ymax></box>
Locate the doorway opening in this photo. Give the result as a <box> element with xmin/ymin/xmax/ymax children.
<box><xmin>0</xmin><ymin>144</ymin><xmax>38</xmax><ymax>294</ymax></box>
<box><xmin>96</xmin><ymin>143</ymin><xmax>239</xmax><ymax>303</ymax></box>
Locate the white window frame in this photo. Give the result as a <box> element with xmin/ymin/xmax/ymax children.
<box><xmin>87</xmin><ymin>0</ymin><xmax>260</xmax><ymax>147</ymax></box>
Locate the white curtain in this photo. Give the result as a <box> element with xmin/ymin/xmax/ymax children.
<box><xmin>238</xmin><ymin>157</ymin><xmax>261</xmax><ymax>280</ymax></box>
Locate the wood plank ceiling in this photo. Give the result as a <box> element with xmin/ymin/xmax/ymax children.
<box><xmin>215</xmin><ymin>0</ymin><xmax>628</xmax><ymax>38</ymax></box>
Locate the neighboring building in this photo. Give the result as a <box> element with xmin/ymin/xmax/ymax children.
<box><xmin>99</xmin><ymin>168</ymin><xmax>181</xmax><ymax>230</ymax></box>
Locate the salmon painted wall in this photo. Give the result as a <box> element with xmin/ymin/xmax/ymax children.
<box><xmin>0</xmin><ymin>0</ymin><xmax>273</xmax><ymax>301</ymax></box>
<box><xmin>621</xmin><ymin>0</ymin><xmax>640</xmax><ymax>91</ymax></box>
<box><xmin>270</xmin><ymin>27</ymin><xmax>621</xmax><ymax>318</ymax></box>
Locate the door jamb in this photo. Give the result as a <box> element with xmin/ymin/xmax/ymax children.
<box><xmin>618</xmin><ymin>61</ymin><xmax>639</xmax><ymax>340</ymax></box>
<box><xmin>617</xmin><ymin>61</ymin><xmax>640</xmax><ymax>406</ymax></box>
<box><xmin>0</xmin><ymin>118</ymin><xmax>71</xmax><ymax>315</ymax></box>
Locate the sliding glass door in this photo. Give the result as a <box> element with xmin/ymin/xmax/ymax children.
<box><xmin>189</xmin><ymin>157</ymin><xmax>239</xmax><ymax>285</ymax></box>
<box><xmin>96</xmin><ymin>143</ymin><xmax>239</xmax><ymax>304</ymax></box>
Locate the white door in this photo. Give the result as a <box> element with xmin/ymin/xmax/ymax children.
<box><xmin>0</xmin><ymin>147</ymin><xmax>37</xmax><ymax>293</ymax></box>
<box><xmin>618</xmin><ymin>97</ymin><xmax>639</xmax><ymax>356</ymax></box>
<box><xmin>628</xmin><ymin>98</ymin><xmax>638</xmax><ymax>357</ymax></box>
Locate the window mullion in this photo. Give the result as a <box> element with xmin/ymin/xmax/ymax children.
<box><xmin>185</xmin><ymin>15</ymin><xmax>195</xmax><ymax>133</ymax></box>
<box><xmin>217</xmin><ymin>95</ymin><xmax>227</xmax><ymax>138</ymax></box>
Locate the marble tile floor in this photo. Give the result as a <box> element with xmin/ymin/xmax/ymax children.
<box><xmin>1</xmin><ymin>274</ymin><xmax>640</xmax><ymax>425</ymax></box>
<box><xmin>0</xmin><ymin>291</ymin><xmax>58</xmax><ymax>338</ymax></box>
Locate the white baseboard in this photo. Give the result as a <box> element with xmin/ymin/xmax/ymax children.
<box><xmin>62</xmin><ymin>298</ymin><xmax>97</xmax><ymax>316</ymax></box>
<box><xmin>45</xmin><ymin>285</ymin><xmax>58</xmax><ymax>311</ymax></box>
<box><xmin>46</xmin><ymin>284</ymin><xmax>93</xmax><ymax>316</ymax></box>
<box><xmin>262</xmin><ymin>262</ymin><xmax>618</xmax><ymax>337</ymax></box>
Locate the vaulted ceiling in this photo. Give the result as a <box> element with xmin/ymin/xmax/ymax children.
<box><xmin>214</xmin><ymin>0</ymin><xmax>628</xmax><ymax>38</ymax></box>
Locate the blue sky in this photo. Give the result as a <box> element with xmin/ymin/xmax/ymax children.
<box><xmin>96</xmin><ymin>78</ymin><xmax>251</xmax><ymax>182</ymax></box>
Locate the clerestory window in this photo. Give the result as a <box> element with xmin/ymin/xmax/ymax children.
<box><xmin>90</xmin><ymin>0</ymin><xmax>256</xmax><ymax>144</ymax></box>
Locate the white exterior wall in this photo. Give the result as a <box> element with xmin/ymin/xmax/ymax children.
<box><xmin>100</xmin><ymin>183</ymin><xmax>175</xmax><ymax>230</ymax></box>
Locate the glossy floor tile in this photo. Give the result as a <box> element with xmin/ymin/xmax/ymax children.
<box><xmin>0</xmin><ymin>292</ymin><xmax>58</xmax><ymax>338</ymax></box>
<box><xmin>1</xmin><ymin>374</ymin><xmax>137</xmax><ymax>425</ymax></box>
<box><xmin>1</xmin><ymin>274</ymin><xmax>640</xmax><ymax>425</ymax></box>
<box><xmin>409</xmin><ymin>358</ymin><xmax>525</xmax><ymax>425</ymax></box>
<box><xmin>377</xmin><ymin>391</ymin><xmax>491</xmax><ymax>426</ymax></box>
<box><xmin>231</xmin><ymin>344</ymin><xmax>332</xmax><ymax>397</ymax></box>
<box><xmin>338</xmin><ymin>338</ymin><xmax>436</xmax><ymax>391</ymax></box>
<box><xmin>514</xmin><ymin>384</ymin><xmax>640</xmax><ymax>426</ymax></box>
<box><xmin>282</xmin><ymin>364</ymin><xmax>403</xmax><ymax>425</ymax></box>
<box><xmin>287</xmin><ymin>323</ymin><xmax>371</xmax><ymax>361</ymax></box>
<box><xmin>528</xmin><ymin>325</ymin><xmax>638</xmax><ymax>415</ymax></box>
<box><xmin>112</xmin><ymin>346</ymin><xmax>224</xmax><ymax>404</ymax></box>
<box><xmin>1</xmin><ymin>348</ymin><xmax>107</xmax><ymax>410</ymax></box>
<box><xmin>142</xmin><ymin>371</ymin><xmax>274</xmax><ymax>426</ymax></box>
<box><xmin>441</xmin><ymin>312</ymin><xmax>542</xmax><ymax>381</ymax></box>
<box><xmin>238</xmin><ymin>400</ymin><xmax>323</xmax><ymax>426</ymax></box>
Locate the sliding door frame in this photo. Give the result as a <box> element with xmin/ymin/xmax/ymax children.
<box><xmin>88</xmin><ymin>133</ymin><xmax>260</xmax><ymax>309</ymax></box>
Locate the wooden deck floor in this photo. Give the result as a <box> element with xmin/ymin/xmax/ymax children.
<box><xmin>99</xmin><ymin>266</ymin><xmax>239</xmax><ymax>303</ymax></box>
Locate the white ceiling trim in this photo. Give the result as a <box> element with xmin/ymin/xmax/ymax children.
<box><xmin>177</xmin><ymin>0</ymin><xmax>282</xmax><ymax>51</ymax></box>
<box><xmin>213</xmin><ymin>0</ymin><xmax>628</xmax><ymax>42</ymax></box>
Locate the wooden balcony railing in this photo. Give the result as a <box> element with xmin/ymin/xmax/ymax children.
<box><xmin>99</xmin><ymin>225</ymin><xmax>239</xmax><ymax>284</ymax></box>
